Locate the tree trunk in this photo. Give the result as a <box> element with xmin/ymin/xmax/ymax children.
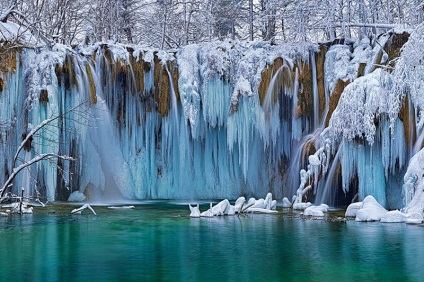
<box><xmin>249</xmin><ymin>0</ymin><xmax>253</xmax><ymax>41</ymax></box>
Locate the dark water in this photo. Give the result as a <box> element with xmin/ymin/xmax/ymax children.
<box><xmin>0</xmin><ymin>203</ymin><xmax>423</xmax><ymax>281</ymax></box>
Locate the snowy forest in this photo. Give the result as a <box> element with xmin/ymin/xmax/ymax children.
<box><xmin>1</xmin><ymin>0</ymin><xmax>423</xmax><ymax>47</ymax></box>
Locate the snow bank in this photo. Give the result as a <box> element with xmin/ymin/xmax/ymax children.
<box><xmin>0</xmin><ymin>22</ymin><xmax>40</xmax><ymax>46</ymax></box>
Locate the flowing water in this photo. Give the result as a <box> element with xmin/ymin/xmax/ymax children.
<box><xmin>0</xmin><ymin>204</ymin><xmax>423</xmax><ymax>281</ymax></box>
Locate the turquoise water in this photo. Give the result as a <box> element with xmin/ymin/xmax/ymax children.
<box><xmin>0</xmin><ymin>203</ymin><xmax>423</xmax><ymax>281</ymax></box>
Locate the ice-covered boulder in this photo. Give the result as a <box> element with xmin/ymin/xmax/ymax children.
<box><xmin>226</xmin><ymin>205</ymin><xmax>236</xmax><ymax>215</ymax></box>
<box><xmin>380</xmin><ymin>210</ymin><xmax>408</xmax><ymax>223</ymax></box>
<box><xmin>200</xmin><ymin>203</ymin><xmax>214</xmax><ymax>217</ymax></box>
<box><xmin>251</xmin><ymin>198</ymin><xmax>265</xmax><ymax>208</ymax></box>
<box><xmin>67</xmin><ymin>191</ymin><xmax>86</xmax><ymax>202</ymax></box>
<box><xmin>192</xmin><ymin>194</ymin><xmax>277</xmax><ymax>217</ymax></box>
<box><xmin>270</xmin><ymin>200</ymin><xmax>277</xmax><ymax>210</ymax></box>
<box><xmin>212</xmin><ymin>199</ymin><xmax>231</xmax><ymax>215</ymax></box>
<box><xmin>345</xmin><ymin>202</ymin><xmax>362</xmax><ymax>217</ymax></box>
<box><xmin>282</xmin><ymin>197</ymin><xmax>292</xmax><ymax>208</ymax></box>
<box><xmin>189</xmin><ymin>204</ymin><xmax>200</xmax><ymax>217</ymax></box>
<box><xmin>234</xmin><ymin>197</ymin><xmax>246</xmax><ymax>213</ymax></box>
<box><xmin>355</xmin><ymin>195</ymin><xmax>387</xmax><ymax>221</ymax></box>
<box><xmin>247</xmin><ymin>197</ymin><xmax>256</xmax><ymax>207</ymax></box>
<box><xmin>293</xmin><ymin>202</ymin><xmax>312</xmax><ymax>210</ymax></box>
<box><xmin>303</xmin><ymin>204</ymin><xmax>329</xmax><ymax>217</ymax></box>
<box><xmin>264</xmin><ymin>193</ymin><xmax>273</xmax><ymax>209</ymax></box>
<box><xmin>200</xmin><ymin>200</ymin><xmax>231</xmax><ymax>217</ymax></box>
<box><xmin>406</xmin><ymin>213</ymin><xmax>423</xmax><ymax>224</ymax></box>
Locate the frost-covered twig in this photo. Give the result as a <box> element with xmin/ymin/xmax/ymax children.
<box><xmin>0</xmin><ymin>153</ymin><xmax>74</xmax><ymax>201</ymax></box>
<box><xmin>12</xmin><ymin>101</ymin><xmax>88</xmax><ymax>169</ymax></box>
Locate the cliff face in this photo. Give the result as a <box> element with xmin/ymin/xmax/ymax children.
<box><xmin>0</xmin><ymin>31</ymin><xmax>415</xmax><ymax>206</ymax></box>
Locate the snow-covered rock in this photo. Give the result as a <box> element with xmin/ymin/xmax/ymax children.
<box><xmin>67</xmin><ymin>191</ymin><xmax>86</xmax><ymax>202</ymax></box>
<box><xmin>380</xmin><ymin>210</ymin><xmax>408</xmax><ymax>223</ymax></box>
<box><xmin>293</xmin><ymin>202</ymin><xmax>312</xmax><ymax>210</ymax></box>
<box><xmin>191</xmin><ymin>193</ymin><xmax>277</xmax><ymax>217</ymax></box>
<box><xmin>345</xmin><ymin>202</ymin><xmax>362</xmax><ymax>217</ymax></box>
<box><xmin>303</xmin><ymin>204</ymin><xmax>329</xmax><ymax>217</ymax></box>
<box><xmin>282</xmin><ymin>197</ymin><xmax>292</xmax><ymax>208</ymax></box>
<box><xmin>405</xmin><ymin>213</ymin><xmax>423</xmax><ymax>224</ymax></box>
<box><xmin>234</xmin><ymin>197</ymin><xmax>246</xmax><ymax>213</ymax></box>
<box><xmin>251</xmin><ymin>198</ymin><xmax>265</xmax><ymax>209</ymax></box>
<box><xmin>189</xmin><ymin>204</ymin><xmax>200</xmax><ymax>217</ymax></box>
<box><xmin>355</xmin><ymin>195</ymin><xmax>387</xmax><ymax>221</ymax></box>
<box><xmin>226</xmin><ymin>205</ymin><xmax>236</xmax><ymax>215</ymax></box>
<box><xmin>200</xmin><ymin>200</ymin><xmax>231</xmax><ymax>217</ymax></box>
<box><xmin>200</xmin><ymin>203</ymin><xmax>214</xmax><ymax>217</ymax></box>
<box><xmin>270</xmin><ymin>200</ymin><xmax>277</xmax><ymax>210</ymax></box>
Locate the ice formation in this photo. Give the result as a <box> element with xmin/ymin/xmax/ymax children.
<box><xmin>0</xmin><ymin>18</ymin><xmax>422</xmax><ymax>215</ymax></box>
<box><xmin>295</xmin><ymin>27</ymin><xmax>421</xmax><ymax>210</ymax></box>
<box><xmin>0</xmin><ymin>37</ymin><xmax>318</xmax><ymax>202</ymax></box>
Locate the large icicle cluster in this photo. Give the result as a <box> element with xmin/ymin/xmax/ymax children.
<box><xmin>294</xmin><ymin>30</ymin><xmax>414</xmax><ymax>209</ymax></box>
<box><xmin>0</xmin><ymin>38</ymin><xmax>317</xmax><ymax>202</ymax></box>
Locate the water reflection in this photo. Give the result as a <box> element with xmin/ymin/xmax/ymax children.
<box><xmin>0</xmin><ymin>206</ymin><xmax>423</xmax><ymax>281</ymax></box>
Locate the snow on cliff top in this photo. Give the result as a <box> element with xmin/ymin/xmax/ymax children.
<box><xmin>0</xmin><ymin>22</ymin><xmax>40</xmax><ymax>46</ymax></box>
<box><xmin>329</xmin><ymin>68</ymin><xmax>393</xmax><ymax>144</ymax></box>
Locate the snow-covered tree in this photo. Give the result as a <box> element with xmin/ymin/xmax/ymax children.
<box><xmin>0</xmin><ymin>101</ymin><xmax>89</xmax><ymax>203</ymax></box>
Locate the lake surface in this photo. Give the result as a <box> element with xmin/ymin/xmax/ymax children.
<box><xmin>0</xmin><ymin>203</ymin><xmax>423</xmax><ymax>281</ymax></box>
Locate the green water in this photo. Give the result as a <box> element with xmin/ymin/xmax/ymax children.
<box><xmin>0</xmin><ymin>203</ymin><xmax>423</xmax><ymax>281</ymax></box>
